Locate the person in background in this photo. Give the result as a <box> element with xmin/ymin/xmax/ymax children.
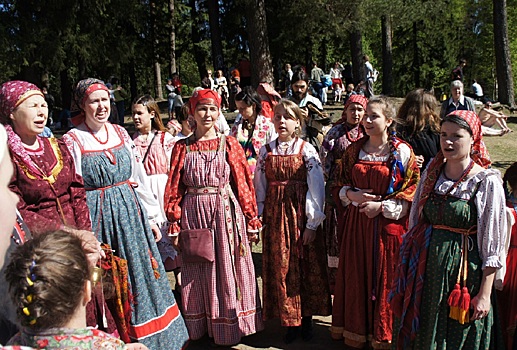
<box><xmin>471</xmin><ymin>79</ymin><xmax>485</xmax><ymax>102</ymax></box>
<box><xmin>131</xmin><ymin>95</ymin><xmax>181</xmax><ymax>288</ymax></box>
<box><xmin>342</xmin><ymin>83</ymin><xmax>357</xmax><ymax>105</ymax></box>
<box><xmin>230</xmin><ymin>69</ymin><xmax>241</xmax><ymax>111</ymax></box>
<box><xmin>451</xmin><ymin>58</ymin><xmax>467</xmax><ymax>82</ymax></box>
<box><xmin>342</xmin><ymin>60</ymin><xmax>353</xmax><ymax>87</ymax></box>
<box><xmin>231</xmin><ymin>86</ymin><xmax>277</xmax><ymax>176</ymax></box>
<box><xmin>4</xmin><ymin>230</ymin><xmax>148</xmax><ymax>349</ymax></box>
<box><xmin>254</xmin><ymin>99</ymin><xmax>331</xmax><ymax>344</ymax></box>
<box><xmin>279</xmin><ymin>63</ymin><xmax>294</xmax><ymax>97</ymax></box>
<box><xmin>164</xmin><ymin>89</ymin><xmax>264</xmax><ymax>347</ymax></box>
<box><xmin>391</xmin><ymin>110</ymin><xmax>505</xmax><ymax>349</ymax></box>
<box><xmin>363</xmin><ymin>55</ymin><xmax>375</xmax><ymax>98</ymax></box>
<box><xmin>310</xmin><ymin>61</ymin><xmax>325</xmax><ymax>104</ymax></box>
<box><xmin>440</xmin><ymin>80</ymin><xmax>476</xmax><ymax>119</ymax></box>
<box><xmin>214</xmin><ymin>70</ymin><xmax>229</xmax><ymax>111</ymax></box>
<box><xmin>331</xmin><ymin>97</ymin><xmax>419</xmax><ymax>348</ymax></box>
<box><xmin>478</xmin><ymin>100</ymin><xmax>511</xmax><ymax>135</ymax></box>
<box><xmin>62</xmin><ymin>78</ymin><xmax>189</xmax><ymax>349</ymax></box>
<box><xmin>397</xmin><ymin>88</ymin><xmax>441</xmax><ymax>169</ymax></box>
<box><xmin>319</xmin><ymin>95</ymin><xmax>367</xmax><ymax>293</ymax></box>
<box><xmin>110</xmin><ymin>77</ymin><xmax>129</xmax><ymax>127</ymax></box>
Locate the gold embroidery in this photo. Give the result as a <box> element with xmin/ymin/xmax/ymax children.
<box><xmin>18</xmin><ymin>137</ymin><xmax>64</xmax><ymax>185</ymax></box>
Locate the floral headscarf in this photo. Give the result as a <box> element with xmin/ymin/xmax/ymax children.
<box><xmin>337</xmin><ymin>94</ymin><xmax>368</xmax><ymax>124</ymax></box>
<box><xmin>0</xmin><ymin>81</ymin><xmax>43</xmax><ymax>124</ymax></box>
<box><xmin>71</xmin><ymin>78</ymin><xmax>110</xmax><ymax>126</ymax></box>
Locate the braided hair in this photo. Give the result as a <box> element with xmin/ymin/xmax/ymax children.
<box><xmin>4</xmin><ymin>230</ymin><xmax>90</xmax><ymax>330</ymax></box>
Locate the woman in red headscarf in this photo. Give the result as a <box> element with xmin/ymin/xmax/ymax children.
<box><xmin>164</xmin><ymin>89</ymin><xmax>264</xmax><ymax>346</ymax></box>
<box><xmin>320</xmin><ymin>94</ymin><xmax>367</xmax><ymax>293</ymax></box>
<box><xmin>62</xmin><ymin>78</ymin><xmax>189</xmax><ymax>350</ymax></box>
<box><xmin>391</xmin><ymin>110</ymin><xmax>507</xmax><ymax>349</ymax></box>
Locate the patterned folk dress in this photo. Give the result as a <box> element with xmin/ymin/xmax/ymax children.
<box><xmin>164</xmin><ymin>135</ymin><xmax>264</xmax><ymax>346</ymax></box>
<box><xmin>331</xmin><ymin>138</ymin><xmax>417</xmax><ymax>349</ymax></box>
<box><xmin>408</xmin><ymin>169</ymin><xmax>507</xmax><ymax>349</ymax></box>
<box><xmin>254</xmin><ymin>138</ymin><xmax>331</xmax><ymax>327</ymax></box>
<box><xmin>63</xmin><ymin>124</ymin><xmax>189</xmax><ymax>350</ymax></box>
<box><xmin>319</xmin><ymin>122</ymin><xmax>363</xmax><ymax>293</ymax></box>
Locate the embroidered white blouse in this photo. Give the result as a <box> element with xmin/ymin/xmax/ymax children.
<box><xmin>338</xmin><ymin>142</ymin><xmax>412</xmax><ymax>220</ymax></box>
<box><xmin>409</xmin><ymin>167</ymin><xmax>507</xmax><ymax>270</ymax></box>
<box><xmin>254</xmin><ymin>137</ymin><xmax>326</xmax><ymax>230</ymax></box>
<box><xmin>62</xmin><ymin>122</ymin><xmax>162</xmax><ymax>224</ymax></box>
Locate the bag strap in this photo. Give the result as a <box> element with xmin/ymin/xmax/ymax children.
<box><xmin>141</xmin><ymin>132</ymin><xmax>158</xmax><ymax>164</ymax></box>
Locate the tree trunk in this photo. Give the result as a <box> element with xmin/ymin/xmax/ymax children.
<box><xmin>412</xmin><ymin>21</ymin><xmax>420</xmax><ymax>88</ymax></box>
<box><xmin>243</xmin><ymin>0</ymin><xmax>274</xmax><ymax>85</ymax></box>
<box><xmin>381</xmin><ymin>15</ymin><xmax>394</xmax><ymax>95</ymax></box>
<box><xmin>169</xmin><ymin>0</ymin><xmax>177</xmax><ymax>76</ymax></box>
<box><xmin>493</xmin><ymin>0</ymin><xmax>515</xmax><ymax>107</ymax></box>
<box><xmin>207</xmin><ymin>0</ymin><xmax>225</xmax><ymax>71</ymax></box>
<box><xmin>150</xmin><ymin>1</ymin><xmax>163</xmax><ymax>99</ymax></box>
<box><xmin>350</xmin><ymin>29</ymin><xmax>363</xmax><ymax>86</ymax></box>
<box><xmin>190</xmin><ymin>0</ymin><xmax>207</xmax><ymax>81</ymax></box>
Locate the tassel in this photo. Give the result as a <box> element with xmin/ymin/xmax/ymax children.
<box><xmin>448</xmin><ymin>283</ymin><xmax>462</xmax><ymax>320</ymax></box>
<box><xmin>458</xmin><ymin>287</ymin><xmax>470</xmax><ymax>324</ymax></box>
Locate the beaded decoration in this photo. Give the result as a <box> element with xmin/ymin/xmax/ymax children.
<box><xmin>23</xmin><ymin>260</ymin><xmax>38</xmax><ymax>325</ymax></box>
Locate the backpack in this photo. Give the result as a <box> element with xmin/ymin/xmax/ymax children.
<box><xmin>323</xmin><ymin>74</ymin><xmax>333</xmax><ymax>87</ymax></box>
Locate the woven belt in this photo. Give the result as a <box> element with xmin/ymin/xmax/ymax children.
<box><xmin>269</xmin><ymin>180</ymin><xmax>306</xmax><ymax>186</ymax></box>
<box><xmin>187</xmin><ymin>186</ymin><xmax>219</xmax><ymax>195</ymax></box>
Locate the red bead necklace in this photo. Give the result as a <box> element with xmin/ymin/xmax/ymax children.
<box><xmin>85</xmin><ymin>122</ymin><xmax>109</xmax><ymax>145</ymax></box>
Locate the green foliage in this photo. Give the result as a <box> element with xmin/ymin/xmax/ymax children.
<box><xmin>0</xmin><ymin>0</ymin><xmax>515</xmax><ymax>105</ymax></box>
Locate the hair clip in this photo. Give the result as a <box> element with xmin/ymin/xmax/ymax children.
<box><xmin>29</xmin><ymin>319</ymin><xmax>37</xmax><ymax>325</ymax></box>
<box><xmin>22</xmin><ymin>307</ymin><xmax>30</xmax><ymax>316</ymax></box>
<box><xmin>26</xmin><ymin>276</ymin><xmax>34</xmax><ymax>287</ymax></box>
<box><xmin>26</xmin><ymin>294</ymin><xmax>33</xmax><ymax>303</ymax></box>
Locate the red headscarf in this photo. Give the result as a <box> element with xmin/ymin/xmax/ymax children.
<box><xmin>70</xmin><ymin>78</ymin><xmax>110</xmax><ymax>126</ymax></box>
<box><xmin>0</xmin><ymin>81</ymin><xmax>44</xmax><ymax>124</ymax></box>
<box><xmin>339</xmin><ymin>94</ymin><xmax>368</xmax><ymax>122</ymax></box>
<box><xmin>188</xmin><ymin>88</ymin><xmax>221</xmax><ymax>115</ymax></box>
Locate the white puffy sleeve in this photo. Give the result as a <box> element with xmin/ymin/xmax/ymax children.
<box><xmin>302</xmin><ymin>142</ymin><xmax>326</xmax><ymax>230</ymax></box>
<box><xmin>62</xmin><ymin>132</ymin><xmax>83</xmax><ymax>177</ymax></box>
<box><xmin>118</xmin><ymin>127</ymin><xmax>163</xmax><ymax>224</ymax></box>
<box><xmin>475</xmin><ymin>170</ymin><xmax>507</xmax><ymax>270</ymax></box>
<box><xmin>253</xmin><ymin>144</ymin><xmax>269</xmax><ymax>216</ymax></box>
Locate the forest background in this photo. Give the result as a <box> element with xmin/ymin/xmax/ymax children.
<box><xmin>0</xmin><ymin>0</ymin><xmax>516</xmax><ymax>111</ymax></box>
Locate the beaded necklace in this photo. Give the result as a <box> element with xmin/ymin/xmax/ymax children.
<box><xmin>85</xmin><ymin>122</ymin><xmax>109</xmax><ymax>145</ymax></box>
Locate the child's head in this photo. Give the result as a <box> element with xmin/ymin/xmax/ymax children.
<box><xmin>504</xmin><ymin>162</ymin><xmax>517</xmax><ymax>196</ymax></box>
<box><xmin>5</xmin><ymin>230</ymin><xmax>91</xmax><ymax>330</ymax></box>
<box><xmin>273</xmin><ymin>99</ymin><xmax>303</xmax><ymax>140</ymax></box>
<box><xmin>132</xmin><ymin>95</ymin><xmax>167</xmax><ymax>133</ymax></box>
<box><xmin>347</xmin><ymin>83</ymin><xmax>354</xmax><ymax>92</ymax></box>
